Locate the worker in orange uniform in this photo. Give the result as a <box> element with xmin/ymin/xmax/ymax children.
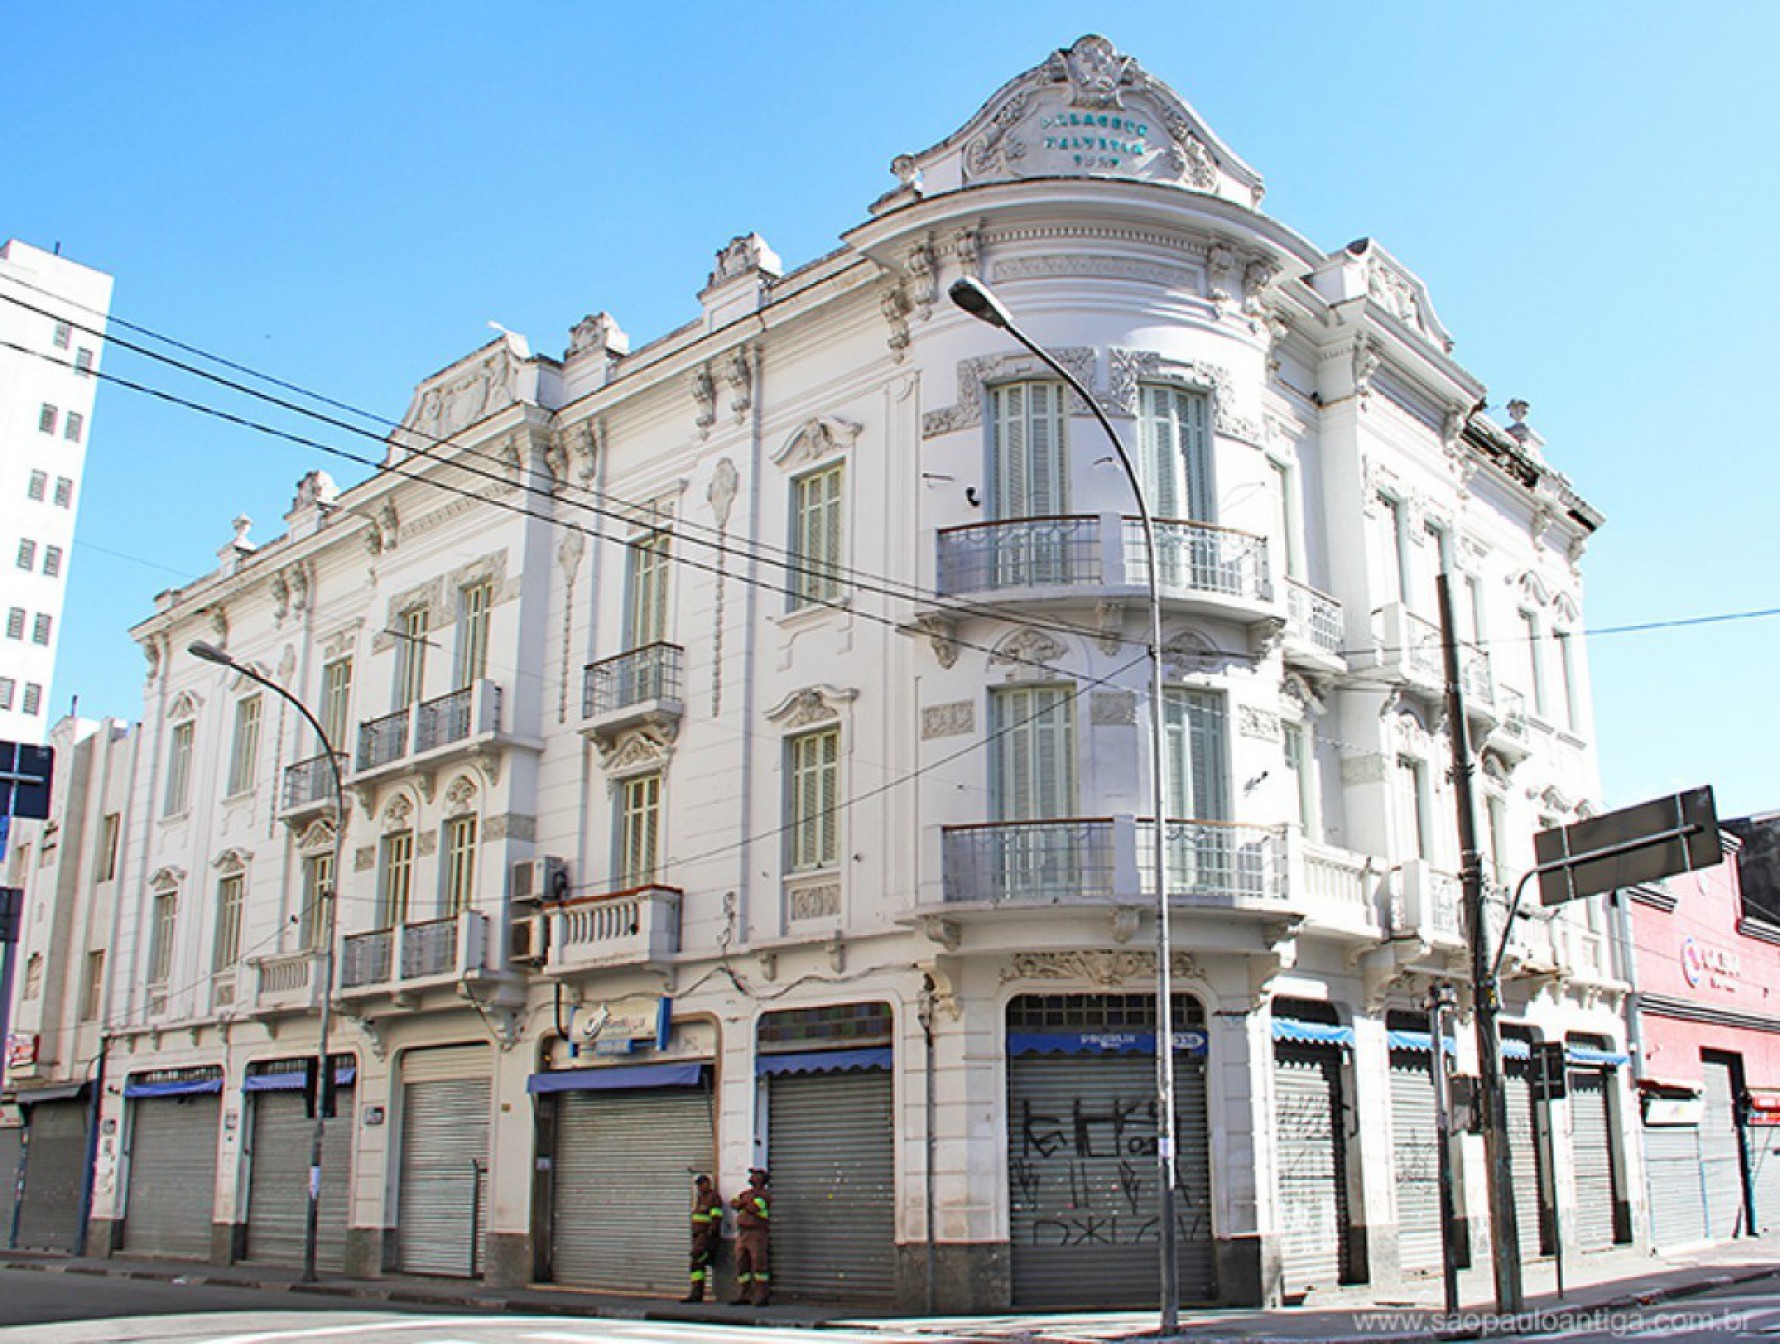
<box><xmin>681</xmin><ymin>1173</ymin><xmax>721</xmax><ymax>1302</ymax></box>
<box><xmin>729</xmin><ymin>1167</ymin><xmax>772</xmax><ymax>1305</ymax></box>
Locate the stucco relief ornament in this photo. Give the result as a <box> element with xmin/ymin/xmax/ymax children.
<box><xmin>879</xmin><ymin>283</ymin><xmax>913</xmax><ymax>362</ymax></box>
<box><xmin>1046</xmin><ymin>33</ymin><xmax>1134</xmax><ymax>109</ymax></box>
<box><xmin>288</xmin><ymin>563</ymin><xmax>310</xmax><ymax>614</ymax></box>
<box><xmin>207</xmin><ymin>604</ymin><xmax>229</xmax><ymax>649</ymax></box>
<box><xmin>1243</xmin><ymin>257</ymin><xmax>1282</xmax><ymax>318</ymax></box>
<box><xmin>1206</xmin><ymin>243</ymin><xmax>1240</xmax><ymax>307</ymax></box>
<box><xmin>954</xmin><ymin>224</ymin><xmax>981</xmax><ymax>270</ymax></box>
<box><xmin>1352</xmin><ymin>336</ymin><xmax>1380</xmax><ymax>402</ymax></box>
<box><xmin>499</xmin><ymin>433</ymin><xmax>526</xmax><ymax>485</ymax></box>
<box><xmin>269</xmin><ymin>571</ymin><xmax>290</xmax><ymax>623</ymax></box>
<box><xmin>908</xmin><ymin>615</ymin><xmax>959</xmax><ymax>669</ymax></box>
<box><xmin>691</xmin><ymin>366</ymin><xmax>716</xmax><ymax>434</ymax></box>
<box><xmin>989</xmin><ymin>626</ymin><xmax>1068</xmax><ymax>672</ymax></box>
<box><xmin>725</xmin><ymin>351</ymin><xmax>753</xmax><ymax>425</ymax></box>
<box><xmin>542</xmin><ymin>433</ymin><xmax>568</xmax><ymax>495</ymax></box>
<box><xmin>905</xmin><ymin>239</ymin><xmax>938</xmax><ymax>317</ymax></box>
<box><xmin>443</xmin><ymin>774</ymin><xmax>477</xmax><ymax>815</ymax></box>
<box><xmin>963</xmin><ymin>90</ymin><xmax>1032</xmax><ymax>178</ymax></box>
<box><xmin>142</xmin><ymin>635</ymin><xmax>164</xmax><ymax>685</ymax></box>
<box><xmin>707</xmin><ymin>457</ymin><xmax>739</xmax><ymax>528</ymax></box>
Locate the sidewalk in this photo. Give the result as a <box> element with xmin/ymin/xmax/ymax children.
<box><xmin>3</xmin><ymin>1237</ymin><xmax>1779</xmax><ymax>1341</ymax></box>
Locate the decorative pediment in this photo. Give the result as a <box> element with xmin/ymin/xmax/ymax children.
<box><xmin>764</xmin><ymin>685</ymin><xmax>857</xmax><ymax>729</ymax></box>
<box><xmin>381</xmin><ymin>794</ymin><xmax>414</xmax><ymax>831</ymax></box>
<box><xmin>1516</xmin><ymin>569</ymin><xmax>1553</xmax><ymax>608</ymax></box>
<box><xmin>391</xmin><ymin>333</ymin><xmax>530</xmax><ymax>459</ymax></box>
<box><xmin>443</xmin><ymin>774</ymin><xmax>479</xmax><ymax>816</ymax></box>
<box><xmin>296</xmin><ymin>819</ymin><xmax>337</xmax><ymax>852</ymax></box>
<box><xmin>1280</xmin><ymin>672</ymin><xmax>1329</xmax><ymax>720</ymax></box>
<box><xmin>1161</xmin><ymin>629</ymin><xmax>1237</xmax><ymax>678</ymax></box>
<box><xmin>597</xmin><ymin>725</ymin><xmax>677</xmax><ymax>776</ymax></box>
<box><xmin>1350</xmin><ymin>238</ymin><xmax>1455</xmax><ymax>354</ymax></box>
<box><xmin>881</xmin><ymin>35</ymin><xmax>1263</xmax><ymax>209</ymax></box>
<box><xmin>168</xmin><ymin>690</ymin><xmax>202</xmax><ymax>721</ymax></box>
<box><xmin>212</xmin><ymin>848</ymin><xmax>252</xmax><ymax>875</ymax></box>
<box><xmin>774</xmin><ymin>417</ymin><xmax>862</xmax><ymax>472</ymax></box>
<box><xmin>148</xmin><ymin>866</ymin><xmax>185</xmax><ymax>893</ymax></box>
<box><xmin>923</xmin><ymin>348</ymin><xmax>1096</xmax><ymax>438</ymax></box>
<box><xmin>1107</xmin><ymin>348</ymin><xmax>1260</xmax><ymax>443</ymax></box>
<box><xmin>989</xmin><ymin>626</ymin><xmax>1069</xmax><ymax>673</ymax></box>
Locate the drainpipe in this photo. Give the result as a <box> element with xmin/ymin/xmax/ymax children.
<box><xmin>920</xmin><ymin>974</ymin><xmax>938</xmax><ymax>1314</ymax></box>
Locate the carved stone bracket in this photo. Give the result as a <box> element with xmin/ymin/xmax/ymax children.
<box><xmin>920</xmin><ymin>916</ymin><xmax>962</xmax><ymax>952</ymax></box>
<box><xmin>691</xmin><ymin>366</ymin><xmax>716</xmax><ymax>435</ymax></box>
<box><xmin>880</xmin><ymin>284</ymin><xmax>912</xmax><ymax>362</ymax></box>
<box><xmin>907</xmin><ymin>615</ymin><xmax>959</xmax><ymax>668</ymax></box>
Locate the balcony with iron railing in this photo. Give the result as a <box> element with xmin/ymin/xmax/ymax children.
<box><xmin>542</xmin><ymin>885</ymin><xmax>682</xmax><ymax>974</ymax></box>
<box><xmin>933</xmin><ymin>514</ymin><xmax>1274</xmax><ymax>624</ymax></box>
<box><xmin>338</xmin><ymin>910</ymin><xmax>490</xmax><ymax>996</ymax></box>
<box><xmin>351</xmin><ymin>680</ymin><xmax>506</xmax><ymax>783</ymax></box>
<box><xmin>280</xmin><ymin>751</ymin><xmax>347</xmax><ymax>822</ymax></box>
<box><xmin>1371</xmin><ymin>602</ymin><xmax>1493</xmax><ymax>706</ymax></box>
<box><xmin>936</xmin><ymin>816</ymin><xmax>1310</xmax><ymax>920</ymax></box>
<box><xmin>581</xmin><ymin>643</ymin><xmax>685</xmax><ymax>747</ymax></box>
<box><xmin>1283</xmin><ymin>578</ymin><xmax>1347</xmax><ymax>670</ymax></box>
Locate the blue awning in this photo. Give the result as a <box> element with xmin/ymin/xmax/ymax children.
<box><xmin>1566</xmin><ymin>1046</ymin><xmax>1629</xmax><ymax>1068</ymax></box>
<box><xmin>1387</xmin><ymin>1030</ymin><xmax>1458</xmax><ymax>1055</ymax></box>
<box><xmin>527</xmin><ymin>1061</ymin><xmax>706</xmax><ymax>1095</ymax></box>
<box><xmin>242</xmin><ymin>1065</ymin><xmax>357</xmax><ymax>1093</ymax></box>
<box><xmin>1501</xmin><ymin>1038</ymin><xmax>1532</xmax><ymax>1060</ymax></box>
<box><xmin>125</xmin><ymin>1076</ymin><xmax>223</xmax><ymax>1099</ymax></box>
<box><xmin>756</xmin><ymin>1047</ymin><xmax>891</xmax><ymax>1077</ymax></box>
<box><xmin>1273</xmin><ymin>1019</ymin><xmax>1354</xmax><ymax>1048</ymax></box>
<box><xmin>1009</xmin><ymin>1030</ymin><xmax>1208</xmax><ymax>1058</ymax></box>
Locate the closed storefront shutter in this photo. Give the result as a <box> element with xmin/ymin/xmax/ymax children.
<box><xmin>244</xmin><ymin>1084</ymin><xmax>353</xmax><ymax>1270</ymax></box>
<box><xmin>766</xmin><ymin>1066</ymin><xmax>896</xmax><ymax>1303</ymax></box>
<box><xmin>550</xmin><ymin>1084</ymin><xmax>714</xmax><ymax>1293</ymax></box>
<box><xmin>399</xmin><ymin>1046</ymin><xmax>490</xmax><ymax>1278</ymax></box>
<box><xmin>1006</xmin><ymin>1049</ymin><xmax>1216</xmax><ymax>1308</ymax></box>
<box><xmin>1749</xmin><ymin>1123</ymin><xmax>1780</xmax><ymax>1236</ymax></box>
<box><xmin>0</xmin><ymin>1125</ymin><xmax>22</xmax><ymax>1242</ymax></box>
<box><xmin>125</xmin><ymin>1093</ymin><xmax>221</xmax><ymax>1260</ymax></box>
<box><xmin>16</xmin><ymin>1099</ymin><xmax>88</xmax><ymax>1251</ymax></box>
<box><xmin>1567</xmin><ymin>1070</ymin><xmax>1622</xmax><ymax>1250</ymax></box>
<box><xmin>1504</xmin><ymin>1061</ymin><xmax>1549</xmax><ymax>1260</ymax></box>
<box><xmin>1701</xmin><ymin>1059</ymin><xmax>1747</xmax><ymax>1240</ymax></box>
<box><xmin>1644</xmin><ymin>1121</ymin><xmax>1708</xmax><ymax>1248</ymax></box>
<box><xmin>1274</xmin><ymin>1041</ymin><xmax>1350</xmax><ymax>1294</ymax></box>
<box><xmin>1389</xmin><ymin>1051</ymin><xmax>1441</xmax><ymax>1276</ymax></box>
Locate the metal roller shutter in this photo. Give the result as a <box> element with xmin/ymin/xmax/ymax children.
<box><xmin>1504</xmin><ymin>1064</ymin><xmax>1548</xmax><ymax>1259</ymax></box>
<box><xmin>399</xmin><ymin>1046</ymin><xmax>491</xmax><ymax>1278</ymax></box>
<box><xmin>16</xmin><ymin>1099</ymin><xmax>88</xmax><ymax>1251</ymax></box>
<box><xmin>124</xmin><ymin>1094</ymin><xmax>220</xmax><ymax>1260</ymax></box>
<box><xmin>1568</xmin><ymin>1071</ymin><xmax>1621</xmax><ymax>1250</ymax></box>
<box><xmin>1749</xmin><ymin>1125</ymin><xmax>1780</xmax><ymax>1236</ymax></box>
<box><xmin>550</xmin><ymin>1086</ymin><xmax>714</xmax><ymax>1293</ymax></box>
<box><xmin>1274</xmin><ymin>1043</ymin><xmax>1349</xmax><ymax>1294</ymax></box>
<box><xmin>0</xmin><ymin>1126</ymin><xmax>22</xmax><ymax>1244</ymax></box>
<box><xmin>1389</xmin><ymin>1051</ymin><xmax>1441</xmax><ymax>1277</ymax></box>
<box><xmin>1644</xmin><ymin>1122</ymin><xmax>1707</xmax><ymax>1248</ymax></box>
<box><xmin>767</xmin><ymin>1068</ymin><xmax>896</xmax><ymax>1302</ymax></box>
<box><xmin>244</xmin><ymin>1085</ymin><xmax>353</xmax><ymax>1270</ymax></box>
<box><xmin>1007</xmin><ymin>1051</ymin><xmax>1216</xmax><ymax>1308</ymax></box>
<box><xmin>1701</xmin><ymin>1060</ymin><xmax>1746</xmax><ymax>1240</ymax></box>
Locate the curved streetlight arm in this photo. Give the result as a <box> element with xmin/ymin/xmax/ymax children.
<box><xmin>188</xmin><ymin>640</ymin><xmax>343</xmax><ymax>1284</ymax></box>
<box><xmin>947</xmin><ymin>277</ymin><xmax>1180</xmax><ymax>1332</ymax></box>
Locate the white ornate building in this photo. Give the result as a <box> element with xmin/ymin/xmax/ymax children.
<box><xmin>59</xmin><ymin>36</ymin><xmax>1632</xmax><ymax>1309</ymax></box>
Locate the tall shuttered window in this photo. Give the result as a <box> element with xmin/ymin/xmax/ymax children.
<box><xmin>990</xmin><ymin>382</ymin><xmax>1067</xmax><ymax>519</ymax></box>
<box><xmin>320</xmin><ymin>657</ymin><xmax>353</xmax><ymax>752</ymax></box>
<box><xmin>164</xmin><ymin>721</ymin><xmax>195</xmax><ymax>815</ymax></box>
<box><xmin>395</xmin><ymin>607</ymin><xmax>429</xmax><ymax>709</ymax></box>
<box><xmin>617</xmin><ymin>773</ymin><xmax>662</xmax><ymax>888</ymax></box>
<box><xmin>787</xmin><ymin>726</ymin><xmax>841</xmax><ymax>872</ymax></box>
<box><xmin>625</xmin><ymin>532</ymin><xmax>671</xmax><ymax>648</ymax></box>
<box><xmin>227</xmin><ymin>695</ymin><xmax>262</xmax><ymax>795</ymax></box>
<box><xmin>1137</xmin><ymin>385</ymin><xmax>1213</xmax><ymax>521</ymax></box>
<box><xmin>791</xmin><ymin>463</ymin><xmax>845</xmax><ymax>608</ymax></box>
<box><xmin>442</xmin><ymin>815</ymin><xmax>478</xmax><ymax>917</ymax></box>
<box><xmin>213</xmin><ymin>874</ymin><xmax>245</xmax><ymax>971</ymax></box>
<box><xmin>455</xmin><ymin>580</ymin><xmax>492</xmax><ymax>688</ymax></box>
<box><xmin>990</xmin><ymin>685</ymin><xmax>1076</xmax><ymax>821</ymax></box>
<box><xmin>1162</xmin><ymin>688</ymin><xmax>1229</xmax><ymax>821</ymax></box>
<box><xmin>300</xmin><ymin>850</ymin><xmax>333</xmax><ymax>951</ymax></box>
<box><xmin>148</xmin><ymin>891</ymin><xmax>178</xmax><ymax>985</ymax></box>
<box><xmin>81</xmin><ymin>951</ymin><xmax>105</xmax><ymax>1021</ymax></box>
<box><xmin>378</xmin><ymin>831</ymin><xmax>414</xmax><ymax>929</ymax></box>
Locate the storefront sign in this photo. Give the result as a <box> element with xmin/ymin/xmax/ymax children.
<box><xmin>1680</xmin><ymin>937</ymin><xmax>1741</xmax><ymax>992</ymax></box>
<box><xmin>1642</xmin><ymin>1094</ymin><xmax>1704</xmax><ymax>1126</ymax></box>
<box><xmin>1746</xmin><ymin>1091</ymin><xmax>1780</xmax><ymax>1125</ymax></box>
<box><xmin>4</xmin><ymin>1032</ymin><xmax>36</xmax><ymax>1069</ymax></box>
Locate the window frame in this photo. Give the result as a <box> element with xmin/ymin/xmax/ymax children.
<box><xmin>789</xmin><ymin>461</ymin><xmax>846</xmax><ymax>610</ymax></box>
<box><xmin>377</xmin><ymin>829</ymin><xmax>415</xmax><ymax>929</ymax></box>
<box><xmin>989</xmin><ymin>683</ymin><xmax>1077</xmax><ymax>822</ymax></box>
<box><xmin>615</xmin><ymin>772</ymin><xmax>662</xmax><ymax>889</ymax></box>
<box><xmin>164</xmin><ymin>720</ymin><xmax>195</xmax><ymax>815</ymax></box>
<box><xmin>455</xmin><ymin>579</ymin><xmax>492</xmax><ymax>689</ymax></box>
<box><xmin>441</xmin><ymin>813</ymin><xmax>479</xmax><ymax>917</ymax></box>
<box><xmin>213</xmin><ymin>873</ymin><xmax>245</xmax><ymax>972</ymax></box>
<box><xmin>786</xmin><ymin>725</ymin><xmax>841</xmax><ymax>873</ymax></box>
<box><xmin>226</xmin><ymin>694</ymin><xmax>262</xmax><ymax>795</ymax></box>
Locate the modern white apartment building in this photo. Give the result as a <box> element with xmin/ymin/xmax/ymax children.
<box><xmin>0</xmin><ymin>241</ymin><xmax>111</xmax><ymax>741</ymax></box>
<box><xmin>54</xmin><ymin>36</ymin><xmax>1631</xmax><ymax>1310</ymax></box>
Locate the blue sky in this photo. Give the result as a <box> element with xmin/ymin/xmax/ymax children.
<box><xmin>7</xmin><ymin>3</ymin><xmax>1776</xmax><ymax>817</ymax></box>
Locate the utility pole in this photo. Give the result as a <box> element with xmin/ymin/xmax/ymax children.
<box><xmin>1436</xmin><ymin>573</ymin><xmax>1522</xmax><ymax>1314</ymax></box>
<box><xmin>1430</xmin><ymin>981</ymin><xmax>1461</xmax><ymax>1315</ymax></box>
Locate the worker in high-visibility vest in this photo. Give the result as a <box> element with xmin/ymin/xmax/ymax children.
<box><xmin>729</xmin><ymin>1167</ymin><xmax>771</xmax><ymax>1305</ymax></box>
<box><xmin>681</xmin><ymin>1174</ymin><xmax>722</xmax><ymax>1302</ymax></box>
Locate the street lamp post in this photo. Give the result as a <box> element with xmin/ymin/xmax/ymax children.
<box><xmin>189</xmin><ymin>640</ymin><xmax>345</xmax><ymax>1283</ymax></box>
<box><xmin>948</xmin><ymin>277</ymin><xmax>1181</xmax><ymax>1333</ymax></box>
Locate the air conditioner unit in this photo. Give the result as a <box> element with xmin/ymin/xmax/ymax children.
<box><xmin>509</xmin><ymin>912</ymin><xmax>549</xmax><ymax>967</ymax></box>
<box><xmin>510</xmin><ymin>856</ymin><xmax>570</xmax><ymax>906</ymax></box>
